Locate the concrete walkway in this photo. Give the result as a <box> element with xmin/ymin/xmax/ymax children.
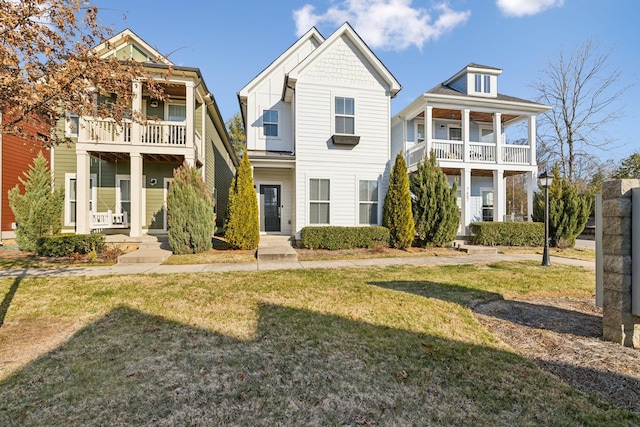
<box><xmin>0</xmin><ymin>251</ymin><xmax>594</xmax><ymax>278</ymax></box>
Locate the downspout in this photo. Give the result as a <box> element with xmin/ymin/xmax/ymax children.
<box><xmin>0</xmin><ymin>111</ymin><xmax>3</xmax><ymax>245</ymax></box>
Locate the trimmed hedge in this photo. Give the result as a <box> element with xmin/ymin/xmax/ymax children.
<box><xmin>469</xmin><ymin>222</ymin><xmax>544</xmax><ymax>247</ymax></box>
<box><xmin>300</xmin><ymin>226</ymin><xmax>390</xmax><ymax>250</ymax></box>
<box><xmin>36</xmin><ymin>234</ymin><xmax>106</xmax><ymax>257</ymax></box>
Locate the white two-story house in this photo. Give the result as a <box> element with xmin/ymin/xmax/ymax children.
<box><xmin>238</xmin><ymin>23</ymin><xmax>401</xmax><ymax>239</ymax></box>
<box><xmin>391</xmin><ymin>63</ymin><xmax>550</xmax><ymax>236</ymax></box>
<box><xmin>54</xmin><ymin>29</ymin><xmax>238</xmax><ymax>238</ymax></box>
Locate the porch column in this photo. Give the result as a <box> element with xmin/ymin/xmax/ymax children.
<box><xmin>493</xmin><ymin>169</ymin><xmax>505</xmax><ymax>222</ymax></box>
<box><xmin>131</xmin><ymin>80</ymin><xmax>142</xmax><ymax>143</ymax></box>
<box><xmin>186</xmin><ymin>81</ymin><xmax>195</xmax><ymax>149</ymax></box>
<box><xmin>425</xmin><ymin>106</ymin><xmax>433</xmax><ymax>156</ymax></box>
<box><xmin>76</xmin><ymin>151</ymin><xmax>90</xmax><ymax>234</ymax></box>
<box><xmin>527</xmin><ymin>170</ymin><xmax>535</xmax><ymax>222</ymax></box>
<box><xmin>528</xmin><ymin>115</ymin><xmax>537</xmax><ymax>165</ymax></box>
<box><xmin>130</xmin><ymin>153</ymin><xmax>143</xmax><ymax>237</ymax></box>
<box><xmin>462</xmin><ymin>109</ymin><xmax>470</xmax><ymax>163</ymax></box>
<box><xmin>494</xmin><ymin>112</ymin><xmax>502</xmax><ymax>163</ymax></box>
<box><xmin>460</xmin><ymin>167</ymin><xmax>472</xmax><ymax>236</ymax></box>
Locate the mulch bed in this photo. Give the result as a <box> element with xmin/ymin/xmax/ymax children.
<box><xmin>474</xmin><ymin>297</ymin><xmax>640</xmax><ymax>414</ymax></box>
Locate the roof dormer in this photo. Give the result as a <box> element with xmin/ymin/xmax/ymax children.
<box><xmin>443</xmin><ymin>63</ymin><xmax>502</xmax><ymax>98</ymax></box>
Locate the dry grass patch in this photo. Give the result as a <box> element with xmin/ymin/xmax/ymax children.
<box><xmin>296</xmin><ymin>245</ymin><xmax>461</xmax><ymax>261</ymax></box>
<box><xmin>498</xmin><ymin>246</ymin><xmax>595</xmax><ymax>261</ymax></box>
<box><xmin>0</xmin><ymin>263</ymin><xmax>635</xmax><ymax>425</ymax></box>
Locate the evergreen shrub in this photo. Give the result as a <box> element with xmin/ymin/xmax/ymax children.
<box><xmin>469</xmin><ymin>222</ymin><xmax>544</xmax><ymax>246</ymax></box>
<box><xmin>36</xmin><ymin>234</ymin><xmax>106</xmax><ymax>257</ymax></box>
<box><xmin>300</xmin><ymin>226</ymin><xmax>390</xmax><ymax>250</ymax></box>
<box><xmin>224</xmin><ymin>148</ymin><xmax>259</xmax><ymax>250</ymax></box>
<box><xmin>382</xmin><ymin>153</ymin><xmax>414</xmax><ymax>249</ymax></box>
<box><xmin>8</xmin><ymin>153</ymin><xmax>64</xmax><ymax>251</ymax></box>
<box><xmin>167</xmin><ymin>162</ymin><xmax>214</xmax><ymax>254</ymax></box>
<box><xmin>410</xmin><ymin>152</ymin><xmax>459</xmax><ymax>247</ymax></box>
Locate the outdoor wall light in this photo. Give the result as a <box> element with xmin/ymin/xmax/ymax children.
<box><xmin>537</xmin><ymin>170</ymin><xmax>553</xmax><ymax>267</ymax></box>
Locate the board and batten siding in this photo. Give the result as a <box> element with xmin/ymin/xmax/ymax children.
<box><xmin>292</xmin><ymin>34</ymin><xmax>392</xmax><ymax>235</ymax></box>
<box><xmin>244</xmin><ymin>38</ymin><xmax>318</xmax><ymax>153</ymax></box>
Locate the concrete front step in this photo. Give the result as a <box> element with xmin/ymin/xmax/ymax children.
<box><xmin>117</xmin><ymin>235</ymin><xmax>172</xmax><ymax>264</ymax></box>
<box><xmin>257</xmin><ymin>235</ymin><xmax>298</xmax><ymax>261</ymax></box>
<box><xmin>457</xmin><ymin>245</ymin><xmax>498</xmax><ymax>255</ymax></box>
<box><xmin>117</xmin><ymin>250</ymin><xmax>172</xmax><ymax>264</ymax></box>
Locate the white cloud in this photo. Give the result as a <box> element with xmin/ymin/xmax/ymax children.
<box><xmin>496</xmin><ymin>0</ymin><xmax>564</xmax><ymax>17</ymax></box>
<box><xmin>292</xmin><ymin>0</ymin><xmax>471</xmax><ymax>51</ymax></box>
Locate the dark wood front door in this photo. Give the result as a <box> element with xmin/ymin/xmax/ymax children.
<box><xmin>261</xmin><ymin>185</ymin><xmax>281</xmax><ymax>232</ymax></box>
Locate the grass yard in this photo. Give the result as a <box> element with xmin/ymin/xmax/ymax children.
<box><xmin>0</xmin><ymin>262</ymin><xmax>635</xmax><ymax>425</ymax></box>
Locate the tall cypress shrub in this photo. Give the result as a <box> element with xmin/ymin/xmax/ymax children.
<box><xmin>410</xmin><ymin>152</ymin><xmax>459</xmax><ymax>247</ymax></box>
<box><xmin>382</xmin><ymin>153</ymin><xmax>414</xmax><ymax>249</ymax></box>
<box><xmin>8</xmin><ymin>152</ymin><xmax>63</xmax><ymax>251</ymax></box>
<box><xmin>224</xmin><ymin>148</ymin><xmax>259</xmax><ymax>249</ymax></box>
<box><xmin>167</xmin><ymin>162</ymin><xmax>214</xmax><ymax>254</ymax></box>
<box><xmin>533</xmin><ymin>165</ymin><xmax>590</xmax><ymax>248</ymax></box>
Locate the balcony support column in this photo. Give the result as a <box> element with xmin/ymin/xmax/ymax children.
<box><xmin>528</xmin><ymin>115</ymin><xmax>537</xmax><ymax>165</ymax></box>
<box><xmin>129</xmin><ymin>153</ymin><xmax>143</xmax><ymax>238</ymax></box>
<box><xmin>494</xmin><ymin>112</ymin><xmax>502</xmax><ymax>163</ymax></box>
<box><xmin>462</xmin><ymin>109</ymin><xmax>470</xmax><ymax>163</ymax></box>
<box><xmin>75</xmin><ymin>151</ymin><xmax>91</xmax><ymax>234</ymax></box>
<box><xmin>493</xmin><ymin>169</ymin><xmax>505</xmax><ymax>222</ymax></box>
<box><xmin>131</xmin><ymin>80</ymin><xmax>142</xmax><ymax>143</ymax></box>
<box><xmin>460</xmin><ymin>167</ymin><xmax>472</xmax><ymax>236</ymax></box>
<box><xmin>527</xmin><ymin>170</ymin><xmax>535</xmax><ymax>222</ymax></box>
<box><xmin>425</xmin><ymin>106</ymin><xmax>433</xmax><ymax>156</ymax></box>
<box><xmin>186</xmin><ymin>81</ymin><xmax>195</xmax><ymax>150</ymax></box>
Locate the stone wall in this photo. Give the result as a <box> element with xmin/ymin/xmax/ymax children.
<box><xmin>601</xmin><ymin>179</ymin><xmax>640</xmax><ymax>348</ymax></box>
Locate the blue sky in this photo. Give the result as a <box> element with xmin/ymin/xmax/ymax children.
<box><xmin>94</xmin><ymin>0</ymin><xmax>638</xmax><ymax>162</ymax></box>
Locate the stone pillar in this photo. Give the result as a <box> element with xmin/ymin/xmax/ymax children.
<box><xmin>601</xmin><ymin>179</ymin><xmax>640</xmax><ymax>348</ymax></box>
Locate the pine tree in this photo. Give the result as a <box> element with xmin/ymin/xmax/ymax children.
<box><xmin>382</xmin><ymin>153</ymin><xmax>414</xmax><ymax>249</ymax></box>
<box><xmin>167</xmin><ymin>162</ymin><xmax>214</xmax><ymax>254</ymax></box>
<box><xmin>533</xmin><ymin>165</ymin><xmax>590</xmax><ymax>248</ymax></box>
<box><xmin>409</xmin><ymin>152</ymin><xmax>459</xmax><ymax>247</ymax></box>
<box><xmin>8</xmin><ymin>152</ymin><xmax>63</xmax><ymax>251</ymax></box>
<box><xmin>224</xmin><ymin>148</ymin><xmax>259</xmax><ymax>249</ymax></box>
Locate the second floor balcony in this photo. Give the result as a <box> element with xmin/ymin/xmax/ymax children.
<box><xmin>81</xmin><ymin>118</ymin><xmax>188</xmax><ymax>146</ymax></box>
<box><xmin>405</xmin><ymin>138</ymin><xmax>533</xmax><ymax>170</ymax></box>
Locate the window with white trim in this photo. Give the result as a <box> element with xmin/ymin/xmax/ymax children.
<box><xmin>474</xmin><ymin>74</ymin><xmax>491</xmax><ymax>94</ymax></box>
<box><xmin>309</xmin><ymin>178</ymin><xmax>330</xmax><ymax>224</ymax></box>
<box><xmin>359</xmin><ymin>180</ymin><xmax>378</xmax><ymax>225</ymax></box>
<box><xmin>335</xmin><ymin>97</ymin><xmax>355</xmax><ymax>134</ymax></box>
<box><xmin>263</xmin><ymin>109</ymin><xmax>278</xmax><ymax>137</ymax></box>
<box><xmin>65</xmin><ymin>173</ymin><xmax>95</xmax><ymax>226</ymax></box>
<box><xmin>116</xmin><ymin>175</ymin><xmax>131</xmax><ymax>220</ymax></box>
<box><xmin>65</xmin><ymin>113</ymin><xmax>79</xmax><ymax>138</ymax></box>
<box><xmin>449</xmin><ymin>127</ymin><xmax>462</xmax><ymax>141</ymax></box>
<box><xmin>483</xmin><ymin>75</ymin><xmax>491</xmax><ymax>93</ymax></box>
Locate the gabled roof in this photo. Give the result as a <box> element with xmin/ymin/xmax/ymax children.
<box><xmin>92</xmin><ymin>29</ymin><xmax>173</xmax><ymax>66</ymax></box>
<box><xmin>237</xmin><ymin>27</ymin><xmax>325</xmax><ymax>100</ymax></box>
<box><xmin>285</xmin><ymin>22</ymin><xmax>402</xmax><ymax>99</ymax></box>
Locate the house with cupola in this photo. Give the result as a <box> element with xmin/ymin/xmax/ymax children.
<box><xmin>391</xmin><ymin>63</ymin><xmax>550</xmax><ymax>235</ymax></box>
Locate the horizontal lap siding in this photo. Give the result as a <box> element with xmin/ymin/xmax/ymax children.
<box><xmin>295</xmin><ymin>79</ymin><xmax>390</xmax><ymax>233</ymax></box>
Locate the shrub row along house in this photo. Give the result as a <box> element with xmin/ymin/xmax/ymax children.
<box><xmin>3</xmin><ymin>25</ymin><xmax>549</xmax><ymax>241</ymax></box>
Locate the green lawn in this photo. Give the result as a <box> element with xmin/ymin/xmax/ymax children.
<box><xmin>0</xmin><ymin>262</ymin><xmax>634</xmax><ymax>425</ymax></box>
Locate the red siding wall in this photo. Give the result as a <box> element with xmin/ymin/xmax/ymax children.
<box><xmin>1</xmin><ymin>114</ymin><xmax>51</xmax><ymax>233</ymax></box>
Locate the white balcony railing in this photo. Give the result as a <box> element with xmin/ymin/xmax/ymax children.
<box><xmin>142</xmin><ymin>121</ymin><xmax>187</xmax><ymax>145</ymax></box>
<box><xmin>405</xmin><ymin>139</ymin><xmax>532</xmax><ymax>169</ymax></box>
<box><xmin>86</xmin><ymin>118</ymin><xmax>131</xmax><ymax>143</ymax></box>
<box><xmin>81</xmin><ymin>118</ymin><xmax>188</xmax><ymax>146</ymax></box>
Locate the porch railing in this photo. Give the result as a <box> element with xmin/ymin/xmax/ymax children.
<box><xmin>90</xmin><ymin>210</ymin><xmax>128</xmax><ymax>229</ymax></box>
<box><xmin>86</xmin><ymin>118</ymin><xmax>132</xmax><ymax>143</ymax></box>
